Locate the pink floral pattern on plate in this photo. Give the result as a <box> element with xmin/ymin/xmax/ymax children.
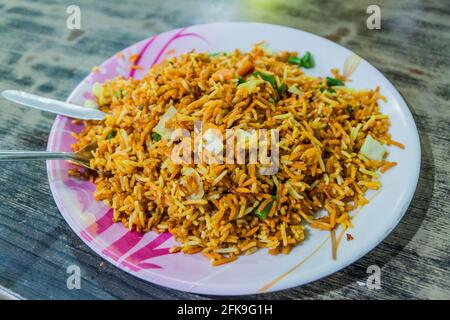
<box><xmin>47</xmin><ymin>27</ymin><xmax>209</xmax><ymax>273</ymax></box>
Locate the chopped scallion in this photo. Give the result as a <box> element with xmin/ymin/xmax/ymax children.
<box><xmin>278</xmin><ymin>83</ymin><xmax>287</xmax><ymax>95</ymax></box>
<box><xmin>326</xmin><ymin>77</ymin><xmax>344</xmax><ymax>87</ymax></box>
<box><xmin>106</xmin><ymin>131</ymin><xmax>116</xmax><ymax>140</ymax></box>
<box><xmin>255</xmin><ymin>197</ymin><xmax>276</xmax><ymax>220</ymax></box>
<box><xmin>152</xmin><ymin>132</ymin><xmax>162</xmax><ymax>142</ymax></box>
<box><xmin>209</xmin><ymin>52</ymin><xmax>226</xmax><ymax>57</ymax></box>
<box><xmin>237</xmin><ymin>77</ymin><xmax>246</xmax><ymax>86</ymax></box>
<box><xmin>347</xmin><ymin>105</ymin><xmax>354</xmax><ymax>117</ymax></box>
<box><xmin>287</xmin><ymin>52</ymin><xmax>314</xmax><ymax>68</ymax></box>
<box><xmin>301</xmin><ymin>51</ymin><xmax>314</xmax><ymax>68</ymax></box>
<box><xmin>255</xmin><ymin>201</ymin><xmax>273</xmax><ymax>220</ymax></box>
<box><xmin>253</xmin><ymin>71</ymin><xmax>277</xmax><ymax>88</ymax></box>
<box><xmin>288</xmin><ymin>56</ymin><xmax>302</xmax><ymax>65</ymax></box>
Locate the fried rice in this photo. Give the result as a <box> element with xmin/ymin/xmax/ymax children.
<box><xmin>70</xmin><ymin>44</ymin><xmax>402</xmax><ymax>266</ymax></box>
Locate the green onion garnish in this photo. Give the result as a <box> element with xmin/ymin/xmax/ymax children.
<box><xmin>152</xmin><ymin>132</ymin><xmax>162</xmax><ymax>142</ymax></box>
<box><xmin>320</xmin><ymin>87</ymin><xmax>335</xmax><ymax>94</ymax></box>
<box><xmin>106</xmin><ymin>131</ymin><xmax>116</xmax><ymax>140</ymax></box>
<box><xmin>288</xmin><ymin>52</ymin><xmax>314</xmax><ymax>68</ymax></box>
<box><xmin>326</xmin><ymin>77</ymin><xmax>344</xmax><ymax>87</ymax></box>
<box><xmin>253</xmin><ymin>71</ymin><xmax>277</xmax><ymax>88</ymax></box>
<box><xmin>209</xmin><ymin>52</ymin><xmax>226</xmax><ymax>57</ymax></box>
<box><xmin>255</xmin><ymin>199</ymin><xmax>275</xmax><ymax>220</ymax></box>
<box><xmin>278</xmin><ymin>83</ymin><xmax>287</xmax><ymax>95</ymax></box>
<box><xmin>253</xmin><ymin>71</ymin><xmax>288</xmax><ymax>96</ymax></box>
<box><xmin>347</xmin><ymin>105</ymin><xmax>354</xmax><ymax>117</ymax></box>
<box><xmin>301</xmin><ymin>52</ymin><xmax>314</xmax><ymax>68</ymax></box>
<box><xmin>287</xmin><ymin>56</ymin><xmax>302</xmax><ymax>65</ymax></box>
<box><xmin>255</xmin><ymin>195</ymin><xmax>276</xmax><ymax>220</ymax></box>
<box><xmin>237</xmin><ymin>77</ymin><xmax>246</xmax><ymax>86</ymax></box>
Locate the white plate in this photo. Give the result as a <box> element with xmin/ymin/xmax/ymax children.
<box><xmin>47</xmin><ymin>22</ymin><xmax>421</xmax><ymax>295</ymax></box>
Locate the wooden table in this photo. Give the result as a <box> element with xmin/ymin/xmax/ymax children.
<box><xmin>0</xmin><ymin>0</ymin><xmax>449</xmax><ymax>300</ymax></box>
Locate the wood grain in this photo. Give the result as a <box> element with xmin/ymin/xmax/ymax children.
<box><xmin>0</xmin><ymin>0</ymin><xmax>449</xmax><ymax>299</ymax></box>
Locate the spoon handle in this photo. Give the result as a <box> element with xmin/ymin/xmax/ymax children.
<box><xmin>0</xmin><ymin>151</ymin><xmax>74</xmax><ymax>161</ymax></box>
<box><xmin>1</xmin><ymin>90</ymin><xmax>107</xmax><ymax>120</ymax></box>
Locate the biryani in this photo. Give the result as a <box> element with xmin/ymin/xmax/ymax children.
<box><xmin>70</xmin><ymin>44</ymin><xmax>403</xmax><ymax>266</ymax></box>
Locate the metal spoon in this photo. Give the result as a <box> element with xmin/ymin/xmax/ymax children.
<box><xmin>1</xmin><ymin>90</ymin><xmax>107</xmax><ymax>120</ymax></box>
<box><xmin>0</xmin><ymin>142</ymin><xmax>98</xmax><ymax>171</ymax></box>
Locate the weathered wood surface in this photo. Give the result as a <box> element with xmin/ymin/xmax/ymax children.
<box><xmin>0</xmin><ymin>0</ymin><xmax>448</xmax><ymax>300</ymax></box>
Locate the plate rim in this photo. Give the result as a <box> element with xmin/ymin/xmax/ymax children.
<box><xmin>46</xmin><ymin>21</ymin><xmax>421</xmax><ymax>295</ymax></box>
